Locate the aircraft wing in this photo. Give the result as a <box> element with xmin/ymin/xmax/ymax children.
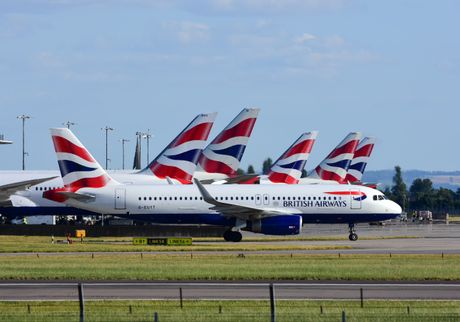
<box><xmin>0</xmin><ymin>176</ymin><xmax>58</xmax><ymax>204</ymax></box>
<box><xmin>194</xmin><ymin>179</ymin><xmax>298</xmax><ymax>220</ymax></box>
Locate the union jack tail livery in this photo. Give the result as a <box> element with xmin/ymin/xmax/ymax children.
<box><xmin>267</xmin><ymin>131</ymin><xmax>318</xmax><ymax>184</ymax></box>
<box><xmin>345</xmin><ymin>137</ymin><xmax>376</xmax><ymax>183</ymax></box>
<box><xmin>50</xmin><ymin>128</ymin><xmax>116</xmax><ymax>190</ymax></box>
<box><xmin>198</xmin><ymin>108</ymin><xmax>260</xmax><ymax>176</ymax></box>
<box><xmin>308</xmin><ymin>132</ymin><xmax>362</xmax><ymax>183</ymax></box>
<box><xmin>140</xmin><ymin>113</ymin><xmax>217</xmax><ymax>183</ymax></box>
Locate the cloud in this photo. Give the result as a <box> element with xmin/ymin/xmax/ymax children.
<box><xmin>294</xmin><ymin>33</ymin><xmax>316</xmax><ymax>44</ymax></box>
<box><xmin>163</xmin><ymin>21</ymin><xmax>210</xmax><ymax>44</ymax></box>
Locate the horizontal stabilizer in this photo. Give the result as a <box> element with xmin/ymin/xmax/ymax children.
<box><xmin>57</xmin><ymin>191</ymin><xmax>95</xmax><ymax>201</ymax></box>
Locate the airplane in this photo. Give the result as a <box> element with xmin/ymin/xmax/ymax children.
<box><xmin>220</xmin><ymin>132</ymin><xmax>318</xmax><ymax>185</ymax></box>
<box><xmin>196</xmin><ymin>108</ymin><xmax>259</xmax><ymax>181</ymax></box>
<box><xmin>345</xmin><ymin>137</ymin><xmax>376</xmax><ymax>184</ymax></box>
<box><xmin>299</xmin><ymin>132</ymin><xmax>362</xmax><ymax>184</ymax></box>
<box><xmin>44</xmin><ymin>128</ymin><xmax>402</xmax><ymax>242</ymax></box>
<box><xmin>0</xmin><ymin>109</ymin><xmax>260</xmax><ymax>217</ymax></box>
<box><xmin>0</xmin><ymin>112</ymin><xmax>217</xmax><ymax>217</ymax></box>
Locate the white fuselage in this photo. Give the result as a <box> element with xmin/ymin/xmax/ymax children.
<box><xmin>63</xmin><ymin>183</ymin><xmax>401</xmax><ymax>222</ymax></box>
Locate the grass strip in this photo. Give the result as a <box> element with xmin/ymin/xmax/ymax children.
<box><xmin>1</xmin><ymin>300</ymin><xmax>459</xmax><ymax>322</ymax></box>
<box><xmin>0</xmin><ymin>253</ymin><xmax>459</xmax><ymax>281</ymax></box>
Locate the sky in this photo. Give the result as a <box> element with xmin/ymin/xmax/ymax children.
<box><xmin>0</xmin><ymin>0</ymin><xmax>459</xmax><ymax>172</ymax></box>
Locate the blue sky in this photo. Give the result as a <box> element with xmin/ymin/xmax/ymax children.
<box><xmin>0</xmin><ymin>0</ymin><xmax>459</xmax><ymax>172</ymax></box>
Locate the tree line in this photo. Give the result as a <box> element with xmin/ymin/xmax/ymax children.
<box><xmin>385</xmin><ymin>166</ymin><xmax>460</xmax><ymax>212</ymax></box>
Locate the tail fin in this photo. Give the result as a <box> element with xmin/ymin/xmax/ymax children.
<box><xmin>267</xmin><ymin>131</ymin><xmax>318</xmax><ymax>184</ymax></box>
<box><xmin>140</xmin><ymin>112</ymin><xmax>217</xmax><ymax>183</ymax></box>
<box><xmin>50</xmin><ymin>128</ymin><xmax>116</xmax><ymax>190</ymax></box>
<box><xmin>345</xmin><ymin>137</ymin><xmax>376</xmax><ymax>183</ymax></box>
<box><xmin>197</xmin><ymin>108</ymin><xmax>259</xmax><ymax>176</ymax></box>
<box><xmin>307</xmin><ymin>132</ymin><xmax>361</xmax><ymax>183</ymax></box>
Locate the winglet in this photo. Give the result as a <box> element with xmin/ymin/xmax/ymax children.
<box><xmin>193</xmin><ymin>178</ymin><xmax>217</xmax><ymax>205</ymax></box>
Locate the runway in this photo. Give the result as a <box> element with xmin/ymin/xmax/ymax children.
<box><xmin>1</xmin><ymin>281</ymin><xmax>460</xmax><ymax>301</ymax></box>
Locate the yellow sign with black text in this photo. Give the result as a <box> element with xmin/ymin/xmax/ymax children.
<box><xmin>133</xmin><ymin>237</ymin><xmax>192</xmax><ymax>246</ymax></box>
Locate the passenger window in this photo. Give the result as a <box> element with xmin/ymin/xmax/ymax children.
<box><xmin>138</xmin><ymin>197</ymin><xmax>141</xmax><ymax>201</ymax></box>
<box><xmin>149</xmin><ymin>197</ymin><xmax>152</xmax><ymax>201</ymax></box>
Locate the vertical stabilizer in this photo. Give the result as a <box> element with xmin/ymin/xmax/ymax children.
<box><xmin>307</xmin><ymin>132</ymin><xmax>361</xmax><ymax>183</ymax></box>
<box><xmin>267</xmin><ymin>131</ymin><xmax>318</xmax><ymax>184</ymax></box>
<box><xmin>198</xmin><ymin>108</ymin><xmax>260</xmax><ymax>176</ymax></box>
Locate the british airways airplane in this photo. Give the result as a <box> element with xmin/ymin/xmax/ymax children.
<box><xmin>0</xmin><ymin>112</ymin><xmax>217</xmax><ymax>216</ymax></box>
<box><xmin>0</xmin><ymin>109</ymin><xmax>260</xmax><ymax>216</ymax></box>
<box><xmin>43</xmin><ymin>128</ymin><xmax>402</xmax><ymax>242</ymax></box>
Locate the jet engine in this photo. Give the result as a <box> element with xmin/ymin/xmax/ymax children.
<box><xmin>246</xmin><ymin>215</ymin><xmax>302</xmax><ymax>235</ymax></box>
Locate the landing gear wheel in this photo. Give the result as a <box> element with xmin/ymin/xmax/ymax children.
<box><xmin>230</xmin><ymin>231</ymin><xmax>242</xmax><ymax>242</ymax></box>
<box><xmin>223</xmin><ymin>230</ymin><xmax>232</xmax><ymax>242</ymax></box>
<box><xmin>349</xmin><ymin>233</ymin><xmax>358</xmax><ymax>241</ymax></box>
<box><xmin>223</xmin><ymin>230</ymin><xmax>242</xmax><ymax>242</ymax></box>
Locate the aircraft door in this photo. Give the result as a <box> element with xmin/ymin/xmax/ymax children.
<box><xmin>115</xmin><ymin>188</ymin><xmax>126</xmax><ymax>210</ymax></box>
<box><xmin>350</xmin><ymin>189</ymin><xmax>362</xmax><ymax>210</ymax></box>
<box><xmin>255</xmin><ymin>194</ymin><xmax>262</xmax><ymax>205</ymax></box>
<box><xmin>263</xmin><ymin>194</ymin><xmax>270</xmax><ymax>205</ymax></box>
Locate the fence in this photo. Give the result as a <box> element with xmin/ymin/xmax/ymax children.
<box><xmin>1</xmin><ymin>282</ymin><xmax>460</xmax><ymax>321</ymax></box>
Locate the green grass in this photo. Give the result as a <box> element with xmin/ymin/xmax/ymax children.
<box><xmin>1</xmin><ymin>300</ymin><xmax>460</xmax><ymax>322</ymax></box>
<box><xmin>0</xmin><ymin>253</ymin><xmax>459</xmax><ymax>281</ymax></box>
<box><xmin>0</xmin><ymin>235</ymin><xmax>351</xmax><ymax>253</ymax></box>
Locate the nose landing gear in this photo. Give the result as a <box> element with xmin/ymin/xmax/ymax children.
<box><xmin>348</xmin><ymin>223</ymin><xmax>358</xmax><ymax>241</ymax></box>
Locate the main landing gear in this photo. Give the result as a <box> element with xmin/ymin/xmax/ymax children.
<box><xmin>348</xmin><ymin>223</ymin><xmax>358</xmax><ymax>241</ymax></box>
<box><xmin>223</xmin><ymin>230</ymin><xmax>242</xmax><ymax>242</ymax></box>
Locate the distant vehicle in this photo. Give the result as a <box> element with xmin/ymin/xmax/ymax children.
<box><xmin>43</xmin><ymin>128</ymin><xmax>402</xmax><ymax>242</ymax></box>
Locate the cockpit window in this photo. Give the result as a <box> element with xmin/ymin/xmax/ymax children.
<box><xmin>378</xmin><ymin>195</ymin><xmax>385</xmax><ymax>200</ymax></box>
<box><xmin>373</xmin><ymin>195</ymin><xmax>378</xmax><ymax>201</ymax></box>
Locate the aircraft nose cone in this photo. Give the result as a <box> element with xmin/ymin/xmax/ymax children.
<box><xmin>391</xmin><ymin>201</ymin><xmax>402</xmax><ymax>214</ymax></box>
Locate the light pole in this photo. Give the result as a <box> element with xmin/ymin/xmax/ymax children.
<box><xmin>102</xmin><ymin>126</ymin><xmax>114</xmax><ymax>169</ymax></box>
<box><xmin>120</xmin><ymin>139</ymin><xmax>129</xmax><ymax>170</ymax></box>
<box><xmin>63</xmin><ymin>121</ymin><xmax>76</xmax><ymax>129</ymax></box>
<box><xmin>143</xmin><ymin>130</ymin><xmax>152</xmax><ymax>165</ymax></box>
<box><xmin>17</xmin><ymin>114</ymin><xmax>31</xmax><ymax>170</ymax></box>
<box><xmin>135</xmin><ymin>131</ymin><xmax>143</xmax><ymax>167</ymax></box>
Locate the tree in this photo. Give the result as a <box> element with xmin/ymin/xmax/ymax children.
<box><xmin>247</xmin><ymin>165</ymin><xmax>255</xmax><ymax>174</ymax></box>
<box><xmin>434</xmin><ymin>188</ymin><xmax>455</xmax><ymax>211</ymax></box>
<box><xmin>262</xmin><ymin>158</ymin><xmax>273</xmax><ymax>175</ymax></box>
<box><xmin>235</xmin><ymin>168</ymin><xmax>245</xmax><ymax>175</ymax></box>
<box><xmin>390</xmin><ymin>166</ymin><xmax>407</xmax><ymax>210</ymax></box>
<box><xmin>409</xmin><ymin>178</ymin><xmax>435</xmax><ymax>210</ymax></box>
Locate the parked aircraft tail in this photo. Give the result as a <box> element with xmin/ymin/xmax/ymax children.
<box><xmin>345</xmin><ymin>137</ymin><xmax>376</xmax><ymax>183</ymax></box>
<box><xmin>140</xmin><ymin>113</ymin><xmax>217</xmax><ymax>183</ymax></box>
<box><xmin>267</xmin><ymin>131</ymin><xmax>318</xmax><ymax>184</ymax></box>
<box><xmin>197</xmin><ymin>108</ymin><xmax>259</xmax><ymax>176</ymax></box>
<box><xmin>307</xmin><ymin>132</ymin><xmax>361</xmax><ymax>183</ymax></box>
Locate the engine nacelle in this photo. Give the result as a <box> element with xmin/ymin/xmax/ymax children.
<box><xmin>247</xmin><ymin>215</ymin><xmax>302</xmax><ymax>235</ymax></box>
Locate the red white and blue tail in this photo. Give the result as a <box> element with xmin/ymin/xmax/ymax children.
<box><xmin>140</xmin><ymin>113</ymin><xmax>217</xmax><ymax>183</ymax></box>
<box><xmin>345</xmin><ymin>137</ymin><xmax>376</xmax><ymax>183</ymax></box>
<box><xmin>197</xmin><ymin>108</ymin><xmax>259</xmax><ymax>176</ymax></box>
<box><xmin>50</xmin><ymin>128</ymin><xmax>116</xmax><ymax>190</ymax></box>
<box><xmin>307</xmin><ymin>132</ymin><xmax>361</xmax><ymax>183</ymax></box>
<box><xmin>267</xmin><ymin>131</ymin><xmax>318</xmax><ymax>184</ymax></box>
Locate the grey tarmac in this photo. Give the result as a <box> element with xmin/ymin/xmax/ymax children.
<box><xmin>1</xmin><ymin>281</ymin><xmax>460</xmax><ymax>301</ymax></box>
